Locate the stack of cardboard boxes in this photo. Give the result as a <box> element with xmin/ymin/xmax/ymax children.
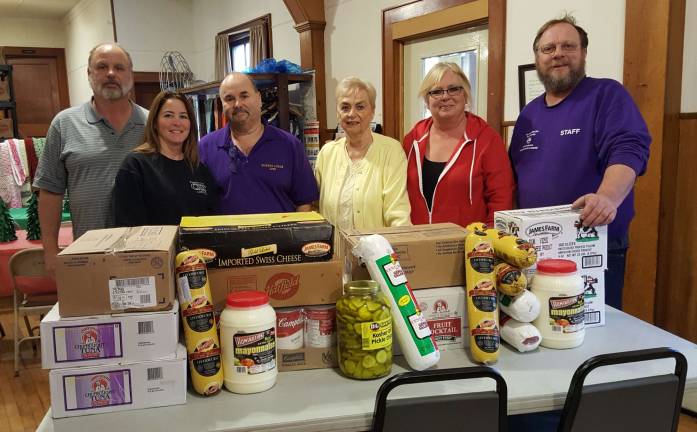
<box><xmin>179</xmin><ymin>212</ymin><xmax>343</xmax><ymax>371</ymax></box>
<box><xmin>42</xmin><ymin>226</ymin><xmax>186</xmax><ymax>418</ymax></box>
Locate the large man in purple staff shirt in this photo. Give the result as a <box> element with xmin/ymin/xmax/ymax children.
<box><xmin>199</xmin><ymin>72</ymin><xmax>318</xmax><ymax>214</ymax></box>
<box><xmin>509</xmin><ymin>15</ymin><xmax>651</xmax><ymax>311</ymax></box>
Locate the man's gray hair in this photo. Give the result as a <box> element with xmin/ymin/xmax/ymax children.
<box><xmin>87</xmin><ymin>43</ymin><xmax>133</xmax><ymax>69</ymax></box>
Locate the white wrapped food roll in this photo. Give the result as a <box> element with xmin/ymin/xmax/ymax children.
<box><xmin>353</xmin><ymin>234</ymin><xmax>440</xmax><ymax>371</ymax></box>
<box><xmin>500</xmin><ymin>313</ymin><xmax>542</xmax><ymax>352</ymax></box>
<box><xmin>498</xmin><ymin>289</ymin><xmax>541</xmax><ymax>323</ymax></box>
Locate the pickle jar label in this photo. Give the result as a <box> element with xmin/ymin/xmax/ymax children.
<box><xmin>360</xmin><ymin>317</ymin><xmax>392</xmax><ymax>350</ymax></box>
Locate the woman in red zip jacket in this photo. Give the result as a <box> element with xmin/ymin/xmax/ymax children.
<box><xmin>403</xmin><ymin>62</ymin><xmax>515</xmax><ymax>227</ymax></box>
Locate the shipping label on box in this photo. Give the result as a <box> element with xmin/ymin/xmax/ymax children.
<box><xmin>581</xmin><ymin>268</ymin><xmax>605</xmax><ymax>328</ymax></box>
<box><xmin>494</xmin><ymin>205</ymin><xmax>607</xmax><ymax>275</ymax></box>
<box><xmin>178</xmin><ymin>212</ymin><xmax>334</xmax><ymax>269</ymax></box>
<box><xmin>394</xmin><ymin>286</ymin><xmax>467</xmax><ymax>355</ymax></box>
<box><xmin>41</xmin><ymin>301</ymin><xmax>179</xmax><ymax>369</ymax></box>
<box><xmin>56</xmin><ymin>226</ymin><xmax>178</xmax><ymax>317</ymax></box>
<box><xmin>342</xmin><ymin>223</ymin><xmax>468</xmax><ymax>290</ymax></box>
<box><xmin>49</xmin><ymin>344</ymin><xmax>187</xmax><ymax>418</ymax></box>
<box><xmin>208</xmin><ymin>259</ymin><xmax>343</xmax><ymax>310</ymax></box>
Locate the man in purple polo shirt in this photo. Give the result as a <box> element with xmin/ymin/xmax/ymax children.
<box><xmin>199</xmin><ymin>72</ymin><xmax>318</xmax><ymax>214</ymax></box>
<box><xmin>510</xmin><ymin>15</ymin><xmax>651</xmax><ymax>311</ymax></box>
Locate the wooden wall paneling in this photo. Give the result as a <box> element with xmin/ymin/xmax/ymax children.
<box><xmin>381</xmin><ymin>0</ymin><xmax>505</xmax><ymax>140</ymax></box>
<box><xmin>623</xmin><ymin>1</ymin><xmax>684</xmax><ymax>322</ymax></box>
<box><xmin>283</xmin><ymin>0</ymin><xmax>329</xmax><ymax>144</ymax></box>
<box><xmin>656</xmin><ymin>117</ymin><xmax>697</xmax><ymax>343</ymax></box>
<box><xmin>1</xmin><ymin>47</ymin><xmax>69</xmax><ymax>111</ymax></box>
<box><xmin>654</xmin><ymin>0</ymin><xmax>690</xmax><ymax>339</ymax></box>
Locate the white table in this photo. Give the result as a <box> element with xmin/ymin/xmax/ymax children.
<box><xmin>38</xmin><ymin>307</ymin><xmax>697</xmax><ymax>432</ymax></box>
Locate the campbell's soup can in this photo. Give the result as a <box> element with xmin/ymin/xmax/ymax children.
<box><xmin>305</xmin><ymin>305</ymin><xmax>336</xmax><ymax>348</ymax></box>
<box><xmin>276</xmin><ymin>307</ymin><xmax>304</xmax><ymax>350</ymax></box>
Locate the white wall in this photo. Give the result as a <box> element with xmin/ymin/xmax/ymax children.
<box><xmin>504</xmin><ymin>0</ymin><xmax>626</xmax><ymax>121</ymax></box>
<box><xmin>683</xmin><ymin>0</ymin><xmax>697</xmax><ymax>113</ymax></box>
<box><xmin>191</xmin><ymin>0</ymin><xmax>300</xmax><ymax>83</ymax></box>
<box><xmin>324</xmin><ymin>0</ymin><xmax>403</xmax><ymax>129</ymax></box>
<box><xmin>63</xmin><ymin>0</ymin><xmax>114</xmax><ymax>105</ymax></box>
<box><xmin>0</xmin><ymin>18</ymin><xmax>66</xmax><ymax>48</ymax></box>
<box><xmin>113</xmin><ymin>0</ymin><xmax>195</xmax><ymax>73</ymax></box>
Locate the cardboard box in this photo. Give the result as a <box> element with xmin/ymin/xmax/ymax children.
<box><xmin>208</xmin><ymin>258</ymin><xmax>343</xmax><ymax>310</ymax></box>
<box><xmin>342</xmin><ymin>223</ymin><xmax>468</xmax><ymax>290</ymax></box>
<box><xmin>56</xmin><ymin>226</ymin><xmax>178</xmax><ymax>317</ymax></box>
<box><xmin>178</xmin><ymin>212</ymin><xmax>334</xmax><ymax>269</ymax></box>
<box><xmin>41</xmin><ymin>301</ymin><xmax>179</xmax><ymax>369</ymax></box>
<box><xmin>0</xmin><ymin>118</ymin><xmax>14</xmax><ymax>138</ymax></box>
<box><xmin>278</xmin><ymin>346</ymin><xmax>337</xmax><ymax>371</ymax></box>
<box><xmin>394</xmin><ymin>286</ymin><xmax>467</xmax><ymax>355</ymax></box>
<box><xmin>49</xmin><ymin>344</ymin><xmax>187</xmax><ymax>418</ymax></box>
<box><xmin>494</xmin><ymin>205</ymin><xmax>607</xmax><ymax>327</ymax></box>
<box><xmin>580</xmin><ymin>268</ymin><xmax>606</xmax><ymax>328</ymax></box>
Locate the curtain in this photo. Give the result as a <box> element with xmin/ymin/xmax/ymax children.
<box><xmin>249</xmin><ymin>23</ymin><xmax>267</xmax><ymax>69</ymax></box>
<box><xmin>214</xmin><ymin>33</ymin><xmax>230</xmax><ymax>81</ymax></box>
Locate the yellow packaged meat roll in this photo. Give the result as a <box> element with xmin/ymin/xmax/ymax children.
<box><xmin>175</xmin><ymin>250</ymin><xmax>224</xmax><ymax>396</ymax></box>
<box><xmin>485</xmin><ymin>229</ymin><xmax>537</xmax><ymax>269</ymax></box>
<box><xmin>495</xmin><ymin>262</ymin><xmax>527</xmax><ymax>296</ymax></box>
<box><xmin>464</xmin><ymin>229</ymin><xmax>500</xmax><ymax>364</ymax></box>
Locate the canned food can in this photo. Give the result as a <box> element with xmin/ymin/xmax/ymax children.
<box><xmin>304</xmin><ymin>305</ymin><xmax>336</xmax><ymax>348</ymax></box>
<box><xmin>276</xmin><ymin>307</ymin><xmax>304</xmax><ymax>350</ymax></box>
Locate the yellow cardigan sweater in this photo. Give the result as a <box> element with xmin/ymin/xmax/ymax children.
<box><xmin>315</xmin><ymin>132</ymin><xmax>411</xmax><ymax>229</ymax></box>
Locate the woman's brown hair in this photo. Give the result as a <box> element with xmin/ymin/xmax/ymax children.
<box><xmin>135</xmin><ymin>91</ymin><xmax>199</xmax><ymax>167</ymax></box>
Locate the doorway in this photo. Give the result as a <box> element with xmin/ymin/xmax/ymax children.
<box><xmin>1</xmin><ymin>47</ymin><xmax>69</xmax><ymax>138</ymax></box>
<box><xmin>403</xmin><ymin>26</ymin><xmax>488</xmax><ymax>131</ymax></box>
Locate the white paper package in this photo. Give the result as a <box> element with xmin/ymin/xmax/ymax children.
<box><xmin>352</xmin><ymin>234</ymin><xmax>440</xmax><ymax>371</ymax></box>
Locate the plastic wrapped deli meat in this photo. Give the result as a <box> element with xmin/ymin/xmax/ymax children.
<box><xmin>352</xmin><ymin>235</ymin><xmax>440</xmax><ymax>371</ymax></box>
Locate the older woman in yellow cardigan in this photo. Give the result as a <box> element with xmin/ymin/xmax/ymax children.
<box><xmin>315</xmin><ymin>77</ymin><xmax>411</xmax><ymax>230</ymax></box>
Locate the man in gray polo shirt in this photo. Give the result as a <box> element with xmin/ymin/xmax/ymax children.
<box><xmin>34</xmin><ymin>43</ymin><xmax>148</xmax><ymax>276</ymax></box>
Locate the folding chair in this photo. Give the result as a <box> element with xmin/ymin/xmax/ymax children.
<box><xmin>10</xmin><ymin>248</ymin><xmax>57</xmax><ymax>376</ymax></box>
<box><xmin>557</xmin><ymin>347</ymin><xmax>687</xmax><ymax>432</ymax></box>
<box><xmin>372</xmin><ymin>366</ymin><xmax>508</xmax><ymax>432</ymax></box>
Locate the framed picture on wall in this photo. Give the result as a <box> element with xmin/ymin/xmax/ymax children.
<box><xmin>518</xmin><ymin>63</ymin><xmax>545</xmax><ymax>110</ymax></box>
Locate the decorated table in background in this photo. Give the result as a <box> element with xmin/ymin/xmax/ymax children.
<box><xmin>0</xmin><ymin>226</ymin><xmax>73</xmax><ymax>296</ymax></box>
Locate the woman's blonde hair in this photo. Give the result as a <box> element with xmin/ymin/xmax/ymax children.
<box><xmin>135</xmin><ymin>91</ymin><xmax>199</xmax><ymax>167</ymax></box>
<box><xmin>335</xmin><ymin>77</ymin><xmax>377</xmax><ymax>110</ymax></box>
<box><xmin>418</xmin><ymin>62</ymin><xmax>472</xmax><ymax>106</ymax></box>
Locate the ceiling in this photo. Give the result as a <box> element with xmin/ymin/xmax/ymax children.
<box><xmin>0</xmin><ymin>0</ymin><xmax>82</xmax><ymax>19</ymax></box>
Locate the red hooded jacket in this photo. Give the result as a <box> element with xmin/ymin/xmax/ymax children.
<box><xmin>402</xmin><ymin>113</ymin><xmax>515</xmax><ymax>227</ymax></box>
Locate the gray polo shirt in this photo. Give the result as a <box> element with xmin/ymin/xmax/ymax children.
<box><xmin>34</xmin><ymin>101</ymin><xmax>148</xmax><ymax>239</ymax></box>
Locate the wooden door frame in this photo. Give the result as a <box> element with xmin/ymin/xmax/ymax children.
<box><xmin>1</xmin><ymin>47</ymin><xmax>70</xmax><ymax>111</ymax></box>
<box><xmin>381</xmin><ymin>0</ymin><xmax>505</xmax><ymax>139</ymax></box>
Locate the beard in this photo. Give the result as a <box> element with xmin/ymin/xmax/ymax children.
<box><xmin>536</xmin><ymin>58</ymin><xmax>586</xmax><ymax>95</ymax></box>
<box><xmin>89</xmin><ymin>75</ymin><xmax>133</xmax><ymax>101</ymax></box>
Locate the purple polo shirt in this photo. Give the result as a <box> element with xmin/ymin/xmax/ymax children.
<box><xmin>509</xmin><ymin>77</ymin><xmax>651</xmax><ymax>246</ymax></box>
<box><xmin>199</xmin><ymin>124</ymin><xmax>319</xmax><ymax>214</ymax></box>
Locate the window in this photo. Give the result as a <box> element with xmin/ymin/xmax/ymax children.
<box><xmin>229</xmin><ymin>33</ymin><xmax>251</xmax><ymax>72</ymax></box>
<box><xmin>217</xmin><ymin>14</ymin><xmax>272</xmax><ymax>74</ymax></box>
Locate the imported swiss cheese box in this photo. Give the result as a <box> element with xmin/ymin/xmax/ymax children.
<box><xmin>41</xmin><ymin>301</ymin><xmax>179</xmax><ymax>369</ymax></box>
<box><xmin>56</xmin><ymin>226</ymin><xmax>178</xmax><ymax>317</ymax></box>
<box><xmin>178</xmin><ymin>211</ymin><xmax>334</xmax><ymax>269</ymax></box>
<box><xmin>342</xmin><ymin>223</ymin><xmax>468</xmax><ymax>289</ymax></box>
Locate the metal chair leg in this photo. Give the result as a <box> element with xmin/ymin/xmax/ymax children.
<box><xmin>14</xmin><ymin>288</ymin><xmax>21</xmax><ymax>377</ymax></box>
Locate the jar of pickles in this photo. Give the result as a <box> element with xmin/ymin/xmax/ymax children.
<box><xmin>336</xmin><ymin>280</ymin><xmax>392</xmax><ymax>379</ymax></box>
